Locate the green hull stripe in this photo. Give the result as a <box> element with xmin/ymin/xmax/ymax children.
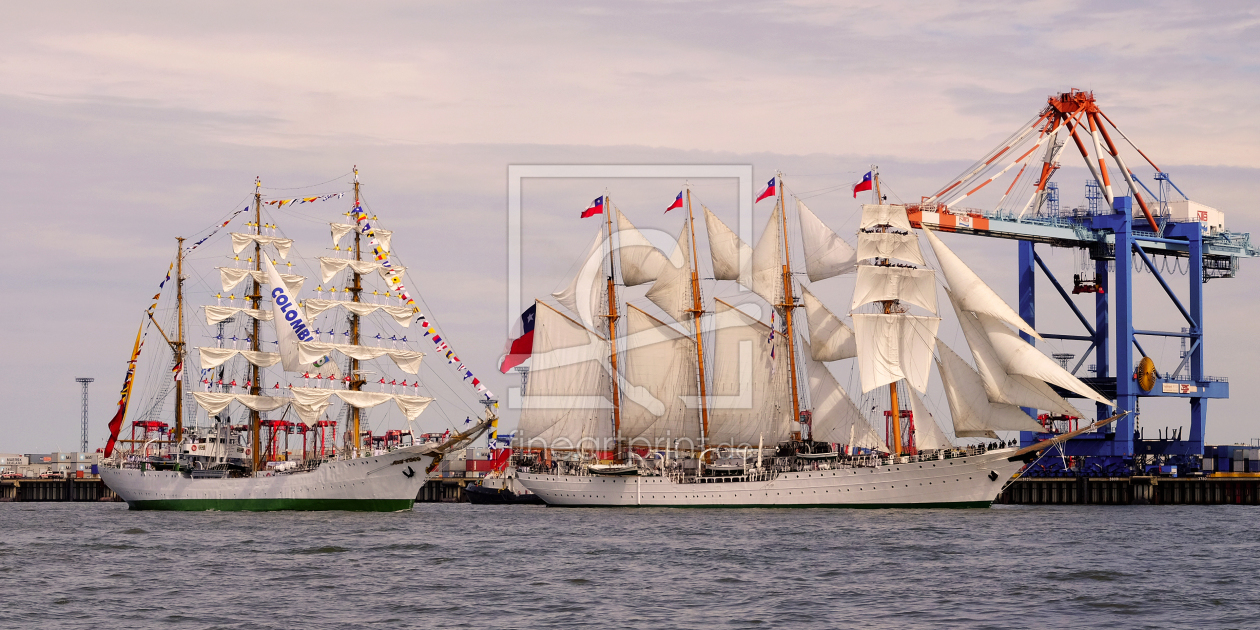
<box><xmin>547</xmin><ymin>500</ymin><xmax>994</xmax><ymax>510</ymax></box>
<box><xmin>127</xmin><ymin>498</ymin><xmax>414</xmax><ymax>512</ymax></box>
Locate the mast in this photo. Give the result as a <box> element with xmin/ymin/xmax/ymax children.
<box><xmin>873</xmin><ymin>166</ymin><xmax>903</xmax><ymax>456</ymax></box>
<box><xmin>174</xmin><ymin>237</ymin><xmax>185</xmax><ymax>445</ymax></box>
<box><xmin>604</xmin><ymin>193</ymin><xmax>622</xmax><ymax>455</ymax></box>
<box><xmin>684</xmin><ymin>188</ymin><xmax>711</xmax><ymax>447</ymax></box>
<box><xmin>250</xmin><ymin>177</ymin><xmax>262</xmax><ymax>471</ymax></box>
<box><xmin>349</xmin><ymin>166</ymin><xmax>363</xmax><ymax>459</ymax></box>
<box><xmin>776</xmin><ymin>174</ymin><xmax>803</xmax><ymax>431</ymax></box>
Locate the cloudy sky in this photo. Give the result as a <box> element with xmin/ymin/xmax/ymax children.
<box><xmin>3</xmin><ymin>1</ymin><xmax>1257</xmax><ymax>452</ymax></box>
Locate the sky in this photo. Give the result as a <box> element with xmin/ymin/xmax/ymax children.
<box><xmin>2</xmin><ymin>1</ymin><xmax>1258</xmax><ymax>453</ymax></box>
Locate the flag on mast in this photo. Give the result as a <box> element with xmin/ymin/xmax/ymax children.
<box><xmin>665</xmin><ymin>191</ymin><xmax>684</xmax><ymax>213</ymax></box>
<box><xmin>755</xmin><ymin>177</ymin><xmax>776</xmax><ymax>203</ymax></box>
<box><xmin>499</xmin><ymin>304</ymin><xmax>537</xmax><ymax>373</ymax></box>
<box><xmin>853</xmin><ymin>171</ymin><xmax>873</xmax><ymax>198</ymax></box>
<box><xmin>580</xmin><ymin>196</ymin><xmax>605</xmax><ymax>218</ymax></box>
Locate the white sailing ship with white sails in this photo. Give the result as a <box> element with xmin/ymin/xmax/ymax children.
<box><xmin>100</xmin><ymin>170</ymin><xmax>491</xmax><ymax>511</ymax></box>
<box><xmin>515</xmin><ymin>175</ymin><xmax>1113</xmax><ymax>507</ymax></box>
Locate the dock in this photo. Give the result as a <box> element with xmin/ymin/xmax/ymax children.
<box><xmin>997</xmin><ymin>476</ymin><xmax>1260</xmax><ymax>505</ymax></box>
<box><xmin>0</xmin><ymin>478</ymin><xmax>119</xmax><ymax>502</ymax></box>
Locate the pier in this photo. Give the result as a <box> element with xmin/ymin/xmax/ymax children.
<box><xmin>997</xmin><ymin>476</ymin><xmax>1260</xmax><ymax>505</ymax></box>
<box><xmin>0</xmin><ymin>478</ymin><xmax>118</xmax><ymax>502</ymax></box>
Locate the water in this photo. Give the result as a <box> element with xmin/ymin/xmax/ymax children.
<box><xmin>2</xmin><ymin>502</ymin><xmax>1258</xmax><ymax>629</ymax></box>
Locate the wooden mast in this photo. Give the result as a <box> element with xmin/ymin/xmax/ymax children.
<box><xmin>684</xmin><ymin>188</ymin><xmax>710</xmax><ymax>447</ymax></box>
<box><xmin>604</xmin><ymin>193</ymin><xmax>622</xmax><ymax>456</ymax></box>
<box><xmin>250</xmin><ymin>177</ymin><xmax>262</xmax><ymax>471</ymax></box>
<box><xmin>349</xmin><ymin>166</ymin><xmax>363</xmax><ymax>459</ymax></box>
<box><xmin>174</xmin><ymin>237</ymin><xmax>185</xmax><ymax>444</ymax></box>
<box><xmin>873</xmin><ymin>168</ymin><xmax>903</xmax><ymax>456</ymax></box>
<box><xmin>776</xmin><ymin>174</ymin><xmax>803</xmax><ymax>431</ymax></box>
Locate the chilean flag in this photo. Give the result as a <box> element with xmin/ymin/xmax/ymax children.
<box><xmin>580</xmin><ymin>196</ymin><xmax>605</xmax><ymax>218</ymax></box>
<box><xmin>755</xmin><ymin>177</ymin><xmax>776</xmax><ymax>203</ymax></box>
<box><xmin>499</xmin><ymin>304</ymin><xmax>537</xmax><ymax>373</ymax></box>
<box><xmin>665</xmin><ymin>191</ymin><xmax>683</xmax><ymax>213</ymax></box>
<box><xmin>853</xmin><ymin>171</ymin><xmax>873</xmax><ymax>198</ymax></box>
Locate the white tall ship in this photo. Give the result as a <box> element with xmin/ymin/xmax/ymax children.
<box><xmin>100</xmin><ymin>170</ymin><xmax>491</xmax><ymax>511</ymax></box>
<box><xmin>515</xmin><ymin>174</ymin><xmax>1113</xmax><ymax>507</ymax></box>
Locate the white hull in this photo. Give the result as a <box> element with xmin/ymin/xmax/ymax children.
<box><xmin>100</xmin><ymin>444</ymin><xmax>438</xmax><ymax>511</ymax></box>
<box><xmin>518</xmin><ymin>449</ymin><xmax>1024</xmax><ymax>508</ymax></box>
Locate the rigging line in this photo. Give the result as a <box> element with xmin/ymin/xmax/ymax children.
<box><xmin>259</xmin><ymin>172</ymin><xmax>354</xmax><ymax>191</ymax></box>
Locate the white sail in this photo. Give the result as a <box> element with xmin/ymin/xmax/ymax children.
<box><xmin>948</xmin><ymin>289</ymin><xmax>1080</xmax><ymax>415</ymax></box>
<box><xmin>804</xmin><ymin>352</ymin><xmax>887</xmax><ymax>451</ymax></box>
<box><xmin>798</xmin><ymin>199</ymin><xmax>857</xmax><ymax>281</ymax></box>
<box><xmin>393</xmin><ymin>394</ymin><xmax>435</xmax><ymax>422</ymax></box>
<box><xmin>330</xmin><ymin>225</ymin><xmax>392</xmax><ymax>250</ymax></box>
<box><xmin>218</xmin><ymin>267</ymin><xmax>305</xmax><ymax>294</ymax></box>
<box><xmin>616</xmin><ymin>210</ymin><xmax>670</xmax><ymax>287</ymax></box>
<box><xmin>516</xmin><ymin>302</ymin><xmax>614</xmax><ymax>450</ymax></box>
<box><xmin>619</xmin><ymin>306</ymin><xmax>701</xmax><ymax>447</ymax></box>
<box><xmin>301</xmin><ymin>299</ymin><xmax>415</xmax><ymax>327</ymax></box>
<box><xmin>296</xmin><ymin>342</ymin><xmax>423</xmax><ymax>375</ymax></box>
<box><xmin>801</xmin><ymin>286</ymin><xmax>856</xmax><ymax>361</ymax></box>
<box><xmin>263</xmin><ymin>252</ymin><xmax>315</xmax><ymax>371</ymax></box>
<box><xmin>851</xmin><ymin>313</ymin><xmax>940</xmax><ymax>394</ymax></box>
<box><xmin>318</xmin><ymin>258</ymin><xmax>406</xmax><ymax>284</ymax></box>
<box><xmin>644</xmin><ymin>225</ymin><xmax>692</xmax><ymax>324</ymax></box>
<box><xmin>860</xmin><ymin>204</ymin><xmax>913</xmax><ymax>232</ymax></box>
<box><xmin>748</xmin><ymin>206</ymin><xmax>783</xmax><ymax>307</ymax></box>
<box><xmin>850</xmin><ymin>266</ymin><xmax>939</xmax><ymax>314</ymax></box>
<box><xmin>921</xmin><ymin>227</ymin><xmax>1042</xmax><ymax>340</ymax></box>
<box><xmin>330</xmin><ymin>222</ymin><xmax>355</xmax><ymax>247</ymax></box>
<box><xmin>197</xmin><ymin>348</ymin><xmax>281</xmax><ymax>370</ymax></box>
<box><xmin>707</xmin><ymin>300</ymin><xmax>793</xmax><ymax>447</ymax></box>
<box><xmin>976</xmin><ymin>312</ymin><xmax>1113</xmax><ymax>407</ymax></box>
<box><xmin>231</xmin><ymin>233</ymin><xmax>293</xmax><ymax>259</ymax></box>
<box><xmin>906</xmin><ymin>387</ymin><xmax>952</xmax><ymax>450</ymax></box>
<box><xmin>204</xmin><ymin>305</ymin><xmax>273</xmax><ymax>326</ymax></box>
<box><xmin>855</xmin><ymin>231</ymin><xmax>925</xmax><ymax>266</ymax></box>
<box><xmin>936</xmin><ymin>342</ymin><xmax>1045</xmax><ymax>437</ymax></box>
<box><xmin>552</xmin><ymin>230</ymin><xmax>606</xmax><ymax>329</ymax></box>
<box><xmin>703</xmin><ymin>205</ymin><xmax>750</xmax><ymax>282</ymax></box>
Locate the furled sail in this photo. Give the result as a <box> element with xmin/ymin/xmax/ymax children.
<box><xmin>948</xmin><ymin>289</ymin><xmax>1080</xmax><ymax>415</ymax></box>
<box><xmin>797</xmin><ymin>199</ymin><xmax>857</xmax><ymax>281</ymax></box>
<box><xmin>618</xmin><ymin>306</ymin><xmax>701</xmax><ymax>447</ymax></box>
<box><xmin>218</xmin><ymin>267</ymin><xmax>305</xmax><ymax>294</ymax></box>
<box><xmin>230</xmin><ymin>233</ymin><xmax>293</xmax><ymax>259</ymax></box>
<box><xmin>851</xmin><ymin>313</ymin><xmax>940</xmax><ymax>394</ymax></box>
<box><xmin>936</xmin><ymin>342</ymin><xmax>1045</xmax><ymax>437</ymax></box>
<box><xmin>301</xmin><ymin>299</ymin><xmax>415</xmax><ymax>327</ymax></box>
<box><xmin>801</xmin><ymin>286</ymin><xmax>856</xmax><ymax>361</ymax></box>
<box><xmin>975</xmin><ymin>312</ymin><xmax>1113</xmax><ymax>407</ymax></box>
<box><xmin>747</xmin><ymin>206</ymin><xmax>783</xmax><ymax>307</ymax></box>
<box><xmin>860</xmin><ymin>204</ymin><xmax>913</xmax><ymax>232</ymax></box>
<box><xmin>516</xmin><ymin>301</ymin><xmax>614</xmax><ymax>450</ymax></box>
<box><xmin>703</xmin><ymin>205</ymin><xmax>750</xmax><ymax>282</ymax></box>
<box><xmin>855</xmin><ymin>231</ymin><xmax>925</xmax><ymax>266</ymax></box>
<box><xmin>906</xmin><ymin>387</ymin><xmax>952</xmax><ymax>450</ymax></box>
<box><xmin>922</xmin><ymin>227</ymin><xmax>1041</xmax><ymax>340</ymax></box>
<box><xmin>804</xmin><ymin>352</ymin><xmax>887</xmax><ymax>450</ymax></box>
<box><xmin>644</xmin><ymin>226</ymin><xmax>691</xmax><ymax>324</ymax></box>
<box><xmin>204</xmin><ymin>305</ymin><xmax>273</xmax><ymax>326</ymax></box>
<box><xmin>706</xmin><ymin>300</ymin><xmax>793</xmax><ymax>447</ymax></box>
<box><xmin>552</xmin><ymin>230</ymin><xmax>606</xmax><ymax>328</ymax></box>
<box><xmin>196</xmin><ymin>347</ymin><xmax>281</xmax><ymax>370</ymax></box>
<box><xmin>296</xmin><ymin>341</ymin><xmax>424</xmax><ymax>375</ymax></box>
<box><xmin>318</xmin><ymin>258</ymin><xmax>406</xmax><ymax>284</ymax></box>
<box><xmin>850</xmin><ymin>266</ymin><xmax>939</xmax><ymax>314</ymax></box>
<box><xmin>616</xmin><ymin>210</ymin><xmax>670</xmax><ymax>287</ymax></box>
<box><xmin>331</xmin><ymin>223</ymin><xmax>392</xmax><ymax>251</ymax></box>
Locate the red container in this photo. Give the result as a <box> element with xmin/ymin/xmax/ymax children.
<box><xmin>466</xmin><ymin>459</ymin><xmax>494</xmax><ymax>472</ymax></box>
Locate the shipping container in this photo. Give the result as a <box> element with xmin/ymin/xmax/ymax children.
<box><xmin>1203</xmin><ymin>458</ymin><xmax>1215</xmax><ymax>472</ymax></box>
<box><xmin>1233</xmin><ymin>460</ymin><xmax>1245</xmax><ymax>473</ymax></box>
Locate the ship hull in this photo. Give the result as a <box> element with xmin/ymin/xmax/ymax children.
<box><xmin>100</xmin><ymin>445</ymin><xmax>437</xmax><ymax>512</ymax></box>
<box><xmin>517</xmin><ymin>449</ymin><xmax>1024</xmax><ymax>508</ymax></box>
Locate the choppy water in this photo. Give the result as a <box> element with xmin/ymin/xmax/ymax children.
<box><xmin>3</xmin><ymin>502</ymin><xmax>1258</xmax><ymax>629</ymax></box>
